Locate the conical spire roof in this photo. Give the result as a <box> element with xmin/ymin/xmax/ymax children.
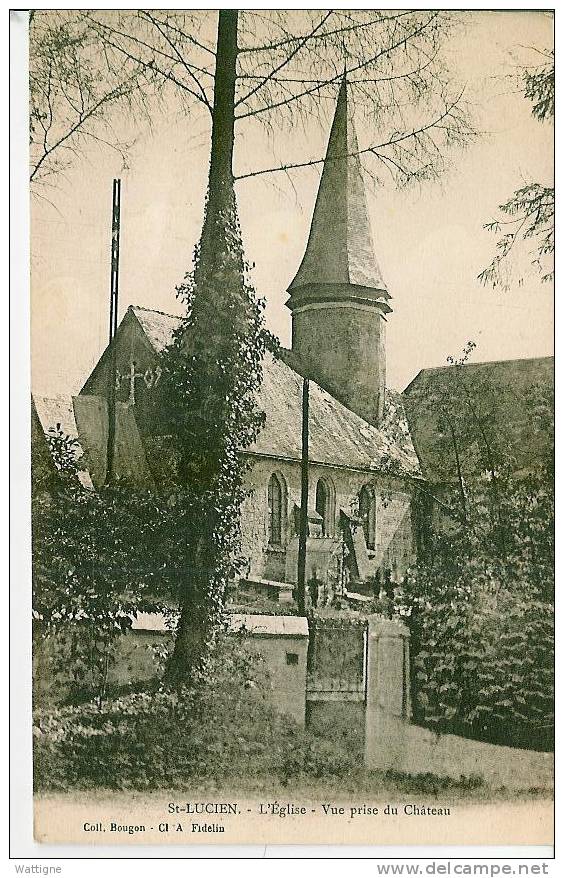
<box><xmin>288</xmin><ymin>76</ymin><xmax>388</xmax><ymax>295</ymax></box>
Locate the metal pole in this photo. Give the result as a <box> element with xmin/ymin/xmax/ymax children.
<box><xmin>108</xmin><ymin>179</ymin><xmax>120</xmax><ymax>344</ymax></box>
<box><xmin>112</xmin><ymin>179</ymin><xmax>121</xmax><ymax>338</ymax></box>
<box><xmin>106</xmin><ymin>178</ymin><xmax>121</xmax><ymax>484</ymax></box>
<box><xmin>296</xmin><ymin>377</ymin><xmax>309</xmax><ymax>615</ymax></box>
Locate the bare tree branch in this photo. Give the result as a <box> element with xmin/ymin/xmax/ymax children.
<box><xmin>141</xmin><ymin>10</ymin><xmax>216</xmax><ymax>59</ymax></box>
<box><xmin>235</xmin><ymin>91</ymin><xmax>469</xmax><ymax>181</ymax></box>
<box><xmin>83</xmin><ymin>13</ymin><xmax>213</xmax><ymax>111</ymax></box>
<box><xmin>234</xmin><ymin>11</ymin><xmax>332</xmax><ymax>108</ymax></box>
<box><xmin>238</xmin><ymin>10</ymin><xmax>415</xmax><ymax>54</ymax></box>
<box><xmin>31</xmin><ymin>9</ymin><xmax>475</xmax><ymax>196</ymax></box>
<box><xmin>140</xmin><ymin>10</ymin><xmax>213</xmax><ymax>112</ymax></box>
<box><xmin>235</xmin><ymin>12</ymin><xmax>442</xmax><ymax>120</ymax></box>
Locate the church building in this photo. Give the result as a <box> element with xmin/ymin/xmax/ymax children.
<box><xmin>35</xmin><ymin>78</ymin><xmax>421</xmax><ymax>599</ymax></box>
<box><xmin>33</xmin><ymin>78</ymin><xmax>552</xmax><ymax>602</ymax></box>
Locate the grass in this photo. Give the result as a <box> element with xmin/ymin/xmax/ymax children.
<box><xmin>34</xmin><ymin>769</ymin><xmax>553</xmax><ymax>804</ymax></box>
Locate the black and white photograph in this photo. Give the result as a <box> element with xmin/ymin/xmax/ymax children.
<box><xmin>14</xmin><ymin>5</ymin><xmax>555</xmax><ymax>852</ymax></box>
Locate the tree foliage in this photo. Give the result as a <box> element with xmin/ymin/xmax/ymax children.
<box><xmin>29</xmin><ymin>11</ymin><xmax>164</xmax><ymax>186</ymax></box>
<box><xmin>396</xmin><ymin>346</ymin><xmax>554</xmax><ymax>750</ymax></box>
<box><xmin>32</xmin><ymin>461</ymin><xmax>176</xmax><ymax>704</ymax></box>
<box><xmin>399</xmin><ymin>540</ymin><xmax>553</xmax><ymax>750</ymax></box>
<box><xmin>148</xmin><ymin>197</ymin><xmax>272</xmax><ymax>681</ymax></box>
<box><xmin>523</xmin><ymin>49</ymin><xmax>555</xmax><ymax>123</ymax></box>
<box><xmin>399</xmin><ymin>473</ymin><xmax>554</xmax><ymax>751</ymax></box>
<box><xmin>45</xmin><ymin>423</ymin><xmax>80</xmax><ymax>475</ymax></box>
<box><xmin>479</xmin><ymin>48</ymin><xmax>554</xmax><ymax>289</ymax></box>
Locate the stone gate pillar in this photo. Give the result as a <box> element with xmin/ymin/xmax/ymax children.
<box><xmin>364</xmin><ymin>616</ymin><xmax>411</xmax><ymax>770</ymax></box>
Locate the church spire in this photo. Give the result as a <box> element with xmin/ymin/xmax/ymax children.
<box><xmin>288</xmin><ymin>74</ymin><xmax>389</xmax><ymax>296</ymax></box>
<box><xmin>286</xmin><ymin>76</ymin><xmax>390</xmax><ymax>427</ymax></box>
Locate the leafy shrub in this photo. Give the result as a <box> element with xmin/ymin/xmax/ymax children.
<box><xmin>398</xmin><ymin>361</ymin><xmax>554</xmax><ymax>752</ymax></box>
<box><xmin>33</xmin><ymin>632</ymin><xmax>358</xmax><ymax>791</ymax></box>
<box><xmin>384</xmin><ymin>770</ymin><xmax>484</xmax><ymax>795</ymax></box>
<box><xmin>398</xmin><ymin>528</ymin><xmax>554</xmax><ymax>752</ymax></box>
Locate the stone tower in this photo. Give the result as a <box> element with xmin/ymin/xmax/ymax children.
<box><xmin>286</xmin><ymin>76</ymin><xmax>392</xmax><ymax>425</ymax></box>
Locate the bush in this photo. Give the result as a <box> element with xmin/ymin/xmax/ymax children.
<box><xmin>399</xmin><ymin>533</ymin><xmax>554</xmax><ymax>752</ymax></box>
<box><xmin>33</xmin><ymin>632</ymin><xmax>358</xmax><ymax>791</ymax></box>
<box><xmin>383</xmin><ymin>770</ymin><xmax>484</xmax><ymax>795</ymax></box>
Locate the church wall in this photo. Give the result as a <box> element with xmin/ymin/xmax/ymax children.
<box><xmin>292</xmin><ymin>304</ymin><xmax>386</xmax><ymax>426</ymax></box>
<box><xmin>74</xmin><ymin>311</ymin><xmax>416</xmax><ymax>587</ymax></box>
<box><xmin>79</xmin><ymin>310</ymin><xmax>166</xmax><ymax>438</ymax></box>
<box><xmin>240</xmin><ymin>455</ymin><xmax>415</xmax><ymax>585</ymax></box>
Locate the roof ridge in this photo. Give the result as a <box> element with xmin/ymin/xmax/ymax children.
<box><xmin>130</xmin><ymin>304</ymin><xmax>182</xmax><ymax>320</ymax></box>
<box><xmin>420</xmin><ymin>354</ymin><xmax>553</xmax><ymax>373</ymax></box>
<box><xmin>403</xmin><ymin>354</ymin><xmax>554</xmax><ymax>394</ymax></box>
<box><xmin>343</xmin><ymin>77</ymin><xmax>350</xmax><ymax>287</ymax></box>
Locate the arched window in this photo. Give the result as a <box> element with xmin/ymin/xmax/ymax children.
<box><xmin>359</xmin><ymin>484</ymin><xmax>376</xmax><ymax>550</ymax></box>
<box><xmin>315</xmin><ymin>477</ymin><xmax>333</xmax><ymax>537</ymax></box>
<box><xmin>268</xmin><ymin>473</ymin><xmax>286</xmax><ymax>547</ymax></box>
<box><xmin>315</xmin><ymin>479</ymin><xmax>328</xmax><ymax>536</ymax></box>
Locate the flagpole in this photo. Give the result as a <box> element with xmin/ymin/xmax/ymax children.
<box><xmin>105</xmin><ymin>178</ymin><xmax>121</xmax><ymax>484</ymax></box>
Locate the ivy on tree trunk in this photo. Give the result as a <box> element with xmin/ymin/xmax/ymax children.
<box><xmin>162</xmin><ymin>10</ymin><xmax>271</xmax><ymax>684</ymax></box>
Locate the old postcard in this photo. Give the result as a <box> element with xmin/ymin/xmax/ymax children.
<box><xmin>24</xmin><ymin>7</ymin><xmax>554</xmax><ymax>850</ymax></box>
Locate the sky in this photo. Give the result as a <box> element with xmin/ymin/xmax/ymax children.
<box><xmin>30</xmin><ymin>10</ymin><xmax>554</xmax><ymax>397</ymax></box>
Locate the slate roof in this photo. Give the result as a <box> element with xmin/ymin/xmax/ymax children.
<box><xmin>288</xmin><ymin>76</ymin><xmax>388</xmax><ymax>296</ymax></box>
<box><xmin>254</xmin><ymin>349</ymin><xmax>419</xmax><ymax>475</ymax></box>
<box><xmin>33</xmin><ymin>393</ymin><xmax>79</xmax><ymax>442</ymax></box>
<box><xmin>35</xmin><ymin>305</ymin><xmax>420</xmax><ymax>478</ymax></box>
<box><xmin>127</xmin><ymin>306</ymin><xmax>420</xmax><ymax>476</ymax></box>
<box><xmin>130</xmin><ymin>305</ymin><xmax>183</xmax><ymax>353</ymax></box>
<box><xmin>402</xmin><ymin>356</ymin><xmax>554</xmax><ymax>483</ymax></box>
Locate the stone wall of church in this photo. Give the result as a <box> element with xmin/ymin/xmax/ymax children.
<box><xmin>240</xmin><ymin>454</ymin><xmax>416</xmax><ymax>586</ymax></box>
<box><xmin>79</xmin><ymin>309</ymin><xmax>167</xmax><ymax>442</ymax></box>
<box><xmin>292</xmin><ymin>303</ymin><xmax>386</xmax><ymax>426</ymax></box>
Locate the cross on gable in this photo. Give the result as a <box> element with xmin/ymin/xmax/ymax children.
<box><xmin>115</xmin><ymin>361</ymin><xmax>162</xmax><ymax>405</ymax></box>
<box><xmin>127</xmin><ymin>361</ymin><xmax>144</xmax><ymax>405</ymax></box>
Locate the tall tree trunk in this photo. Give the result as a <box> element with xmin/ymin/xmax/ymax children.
<box><xmin>165</xmin><ymin>589</ymin><xmax>211</xmax><ymax>685</ymax></box>
<box><xmin>165</xmin><ymin>10</ymin><xmax>239</xmax><ymax>685</ymax></box>
<box><xmin>198</xmin><ymin>9</ymin><xmax>238</xmax><ymax>272</ymax></box>
<box><xmin>164</xmin><ymin>533</ymin><xmax>206</xmax><ymax>684</ymax></box>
